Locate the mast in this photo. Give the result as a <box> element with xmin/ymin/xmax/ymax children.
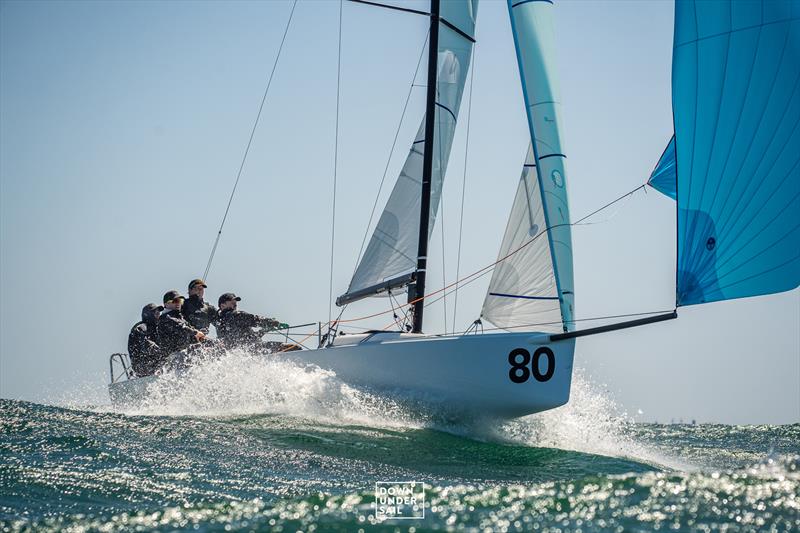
<box><xmin>410</xmin><ymin>0</ymin><xmax>440</xmax><ymax>333</ymax></box>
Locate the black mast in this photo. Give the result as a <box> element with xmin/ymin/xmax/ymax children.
<box><xmin>410</xmin><ymin>0</ymin><xmax>440</xmax><ymax>333</ymax></box>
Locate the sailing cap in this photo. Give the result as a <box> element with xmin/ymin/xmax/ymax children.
<box><xmin>218</xmin><ymin>292</ymin><xmax>241</xmax><ymax>306</ymax></box>
<box><xmin>163</xmin><ymin>290</ymin><xmax>185</xmax><ymax>304</ymax></box>
<box><xmin>141</xmin><ymin>303</ymin><xmax>164</xmax><ymax>321</ymax></box>
<box><xmin>188</xmin><ymin>278</ymin><xmax>208</xmax><ymax>290</ymax></box>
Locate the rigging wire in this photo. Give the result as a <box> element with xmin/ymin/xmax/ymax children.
<box><xmin>277</xmin><ymin>183</ymin><xmax>652</xmax><ymax>353</ymax></box>
<box><xmin>438</xmin><ymin>85</ymin><xmax>447</xmax><ymax>334</ymax></box>
<box><xmin>440</xmin><ymin>193</ymin><xmax>447</xmax><ymax>334</ymax></box>
<box><xmin>452</xmin><ymin>45</ymin><xmax>476</xmax><ymax>333</ymax></box>
<box><xmin>419</xmin><ymin>184</ymin><xmax>649</xmax><ymax>314</ymax></box>
<box><xmin>273</xmin><ymin>181</ymin><xmax>651</xmax><ymax>352</ymax></box>
<box><xmin>387</xmin><ymin>183</ymin><xmax>648</xmax><ymax>326</ymax></box>
<box><xmin>351</xmin><ymin>31</ymin><xmax>431</xmax><ymax>272</ymax></box>
<box><xmin>202</xmin><ymin>0</ymin><xmax>298</xmax><ymax>280</ymax></box>
<box><xmin>389</xmin><ymin>290</ymin><xmax>411</xmax><ymax>330</ymax></box>
<box><xmin>476</xmin><ymin>309</ymin><xmax>677</xmax><ymax>334</ymax></box>
<box><xmin>328</xmin><ymin>0</ymin><xmax>343</xmax><ymax>324</ymax></box>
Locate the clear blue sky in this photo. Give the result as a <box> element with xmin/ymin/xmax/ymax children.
<box><xmin>1</xmin><ymin>0</ymin><xmax>797</xmax><ymax>423</ymax></box>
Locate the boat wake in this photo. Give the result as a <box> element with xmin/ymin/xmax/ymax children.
<box><xmin>8</xmin><ymin>354</ymin><xmax>797</xmax><ymax>532</ymax></box>
<box><xmin>61</xmin><ymin>349</ymin><xmax>684</xmax><ymax>471</ymax></box>
<box><xmin>108</xmin><ymin>349</ymin><xmax>421</xmax><ymax>428</ymax></box>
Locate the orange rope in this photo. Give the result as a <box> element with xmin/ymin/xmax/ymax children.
<box><xmin>276</xmin><ymin>224</ymin><xmax>552</xmax><ymax>352</ymax></box>
<box><xmin>275</xmin><ymin>185</ymin><xmax>647</xmax><ymax>352</ymax></box>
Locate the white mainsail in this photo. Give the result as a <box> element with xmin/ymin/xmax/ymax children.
<box><xmin>338</xmin><ymin>1</ymin><xmax>477</xmax><ymax>305</ymax></box>
<box><xmin>482</xmin><ymin>0</ymin><xmax>574</xmax><ymax>332</ymax></box>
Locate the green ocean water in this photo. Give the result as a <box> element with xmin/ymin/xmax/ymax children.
<box><xmin>1</xmin><ymin>354</ymin><xmax>798</xmax><ymax>532</ymax></box>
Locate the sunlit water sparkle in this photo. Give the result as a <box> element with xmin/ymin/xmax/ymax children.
<box><xmin>1</xmin><ymin>351</ymin><xmax>798</xmax><ymax>532</ymax></box>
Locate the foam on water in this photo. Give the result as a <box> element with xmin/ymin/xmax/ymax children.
<box><xmin>59</xmin><ymin>349</ymin><xmax>689</xmax><ymax>471</ymax></box>
<box><xmin>5</xmin><ymin>355</ymin><xmax>799</xmax><ymax>532</ymax></box>
<box><xmin>108</xmin><ymin>350</ymin><xmax>422</xmax><ymax>429</ymax></box>
<box><xmin>495</xmin><ymin>369</ymin><xmax>696</xmax><ymax>471</ymax></box>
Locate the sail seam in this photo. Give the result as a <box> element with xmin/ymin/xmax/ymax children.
<box><xmin>507</xmin><ymin>0</ymin><xmax>571</xmax><ymax>331</ymax></box>
<box><xmin>711</xmin><ymin>251</ymin><xmax>800</xmax><ymax>295</ymax></box>
<box><xmin>695</xmin><ymin>23</ymin><xmax>794</xmax><ymax>255</ymax></box>
<box><xmin>435</xmin><ymin>102</ymin><xmax>458</xmax><ymax>122</ymax></box>
<box><xmin>348</xmin><ymin>31</ymin><xmax>430</xmax><ymax>288</ymax></box>
<box><xmin>681</xmin><ymin>20</ymin><xmax>734</xmax><ymax>280</ymax></box>
<box><xmin>679</xmin><ymin>1</ymin><xmax>702</xmax><ymax>303</ymax></box>
<box><xmin>694</xmin><ymin>45</ymin><xmax>800</xmax><ymax>267</ymax></box>
<box><xmin>346</xmin><ymin>0</ymin><xmax>428</xmax><ymax>17</ymax></box>
<box><xmin>674</xmin><ymin>16</ymin><xmax>799</xmax><ymax>48</ymax></box>
<box><xmin>695</xmin><ymin>187</ymin><xmax>800</xmax><ymax>289</ymax></box>
<box><xmin>440</xmin><ymin>18</ymin><xmax>476</xmax><ymax>43</ymax></box>
<box><xmin>511</xmin><ymin>0</ymin><xmax>553</xmax><ymax>8</ymax></box>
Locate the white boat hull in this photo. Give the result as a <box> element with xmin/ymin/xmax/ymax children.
<box><xmin>108</xmin><ymin>331</ymin><xmax>575</xmax><ymax>420</ymax></box>
<box><xmin>108</xmin><ymin>374</ymin><xmax>157</xmax><ymax>405</ymax></box>
<box><xmin>287</xmin><ymin>331</ymin><xmax>575</xmax><ymax>419</ymax></box>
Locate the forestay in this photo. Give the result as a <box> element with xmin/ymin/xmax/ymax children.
<box><xmin>672</xmin><ymin>0</ymin><xmax>800</xmax><ymax>306</ymax></box>
<box><xmin>482</xmin><ymin>0</ymin><xmax>574</xmax><ymax>332</ymax></box>
<box><xmin>338</xmin><ymin>0</ymin><xmax>477</xmax><ymax>305</ymax></box>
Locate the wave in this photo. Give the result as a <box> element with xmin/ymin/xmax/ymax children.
<box><xmin>3</xmin><ymin>396</ymin><xmax>798</xmax><ymax>531</ymax></box>
<box><xmin>3</xmin><ymin>426</ymin><xmax>797</xmax><ymax>533</ymax></box>
<box><xmin>52</xmin><ymin>349</ymin><xmax>695</xmax><ymax>472</ymax></box>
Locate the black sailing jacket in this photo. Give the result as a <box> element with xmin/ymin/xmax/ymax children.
<box><xmin>217</xmin><ymin>309</ymin><xmax>279</xmax><ymax>349</ymax></box>
<box><xmin>182</xmin><ymin>295</ymin><xmax>219</xmax><ymax>333</ymax></box>
<box><xmin>157</xmin><ymin>309</ymin><xmax>200</xmax><ymax>355</ymax></box>
<box><xmin>128</xmin><ymin>321</ymin><xmax>166</xmax><ymax>377</ymax></box>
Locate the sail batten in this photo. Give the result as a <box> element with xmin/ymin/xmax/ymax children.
<box><xmin>481</xmin><ymin>0</ymin><xmax>574</xmax><ymax>332</ymax></box>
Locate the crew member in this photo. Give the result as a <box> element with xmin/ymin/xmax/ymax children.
<box><xmin>157</xmin><ymin>290</ymin><xmax>206</xmax><ymax>355</ymax></box>
<box><xmin>182</xmin><ymin>278</ymin><xmax>218</xmax><ymax>333</ymax></box>
<box><xmin>216</xmin><ymin>292</ymin><xmax>291</xmax><ymax>352</ymax></box>
<box><xmin>128</xmin><ymin>303</ymin><xmax>166</xmax><ymax>376</ymax></box>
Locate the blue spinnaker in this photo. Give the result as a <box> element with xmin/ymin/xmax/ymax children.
<box><xmin>672</xmin><ymin>0</ymin><xmax>800</xmax><ymax>306</ymax></box>
<box><xmin>647</xmin><ymin>135</ymin><xmax>677</xmax><ymax>200</ymax></box>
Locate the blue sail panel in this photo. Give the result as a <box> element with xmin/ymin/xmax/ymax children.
<box><xmin>672</xmin><ymin>0</ymin><xmax>800</xmax><ymax>306</ymax></box>
<box><xmin>647</xmin><ymin>135</ymin><xmax>677</xmax><ymax>200</ymax></box>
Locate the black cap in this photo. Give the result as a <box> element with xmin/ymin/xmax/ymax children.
<box><xmin>188</xmin><ymin>278</ymin><xmax>208</xmax><ymax>290</ymax></box>
<box><xmin>218</xmin><ymin>292</ymin><xmax>241</xmax><ymax>306</ymax></box>
<box><xmin>163</xmin><ymin>290</ymin><xmax>185</xmax><ymax>304</ymax></box>
<box><xmin>141</xmin><ymin>303</ymin><xmax>164</xmax><ymax>322</ymax></box>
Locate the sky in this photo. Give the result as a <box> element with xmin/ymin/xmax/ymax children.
<box><xmin>1</xmin><ymin>0</ymin><xmax>798</xmax><ymax>424</ymax></box>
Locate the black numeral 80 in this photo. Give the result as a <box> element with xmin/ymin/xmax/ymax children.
<box><xmin>508</xmin><ymin>347</ymin><xmax>555</xmax><ymax>383</ymax></box>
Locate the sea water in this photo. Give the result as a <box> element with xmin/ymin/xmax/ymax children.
<box><xmin>1</xmin><ymin>351</ymin><xmax>798</xmax><ymax>532</ymax></box>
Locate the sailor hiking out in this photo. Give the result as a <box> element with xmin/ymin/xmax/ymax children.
<box><xmin>182</xmin><ymin>278</ymin><xmax>218</xmax><ymax>333</ymax></box>
<box><xmin>216</xmin><ymin>292</ymin><xmax>293</xmax><ymax>353</ymax></box>
<box><xmin>157</xmin><ymin>290</ymin><xmax>207</xmax><ymax>354</ymax></box>
<box><xmin>127</xmin><ymin>303</ymin><xmax>166</xmax><ymax>377</ymax></box>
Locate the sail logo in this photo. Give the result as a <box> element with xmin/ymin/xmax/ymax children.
<box><xmin>374</xmin><ymin>481</ymin><xmax>425</xmax><ymax>520</ymax></box>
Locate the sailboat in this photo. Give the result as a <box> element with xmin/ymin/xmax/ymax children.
<box><xmin>109</xmin><ymin>0</ymin><xmax>799</xmax><ymax>419</ymax></box>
